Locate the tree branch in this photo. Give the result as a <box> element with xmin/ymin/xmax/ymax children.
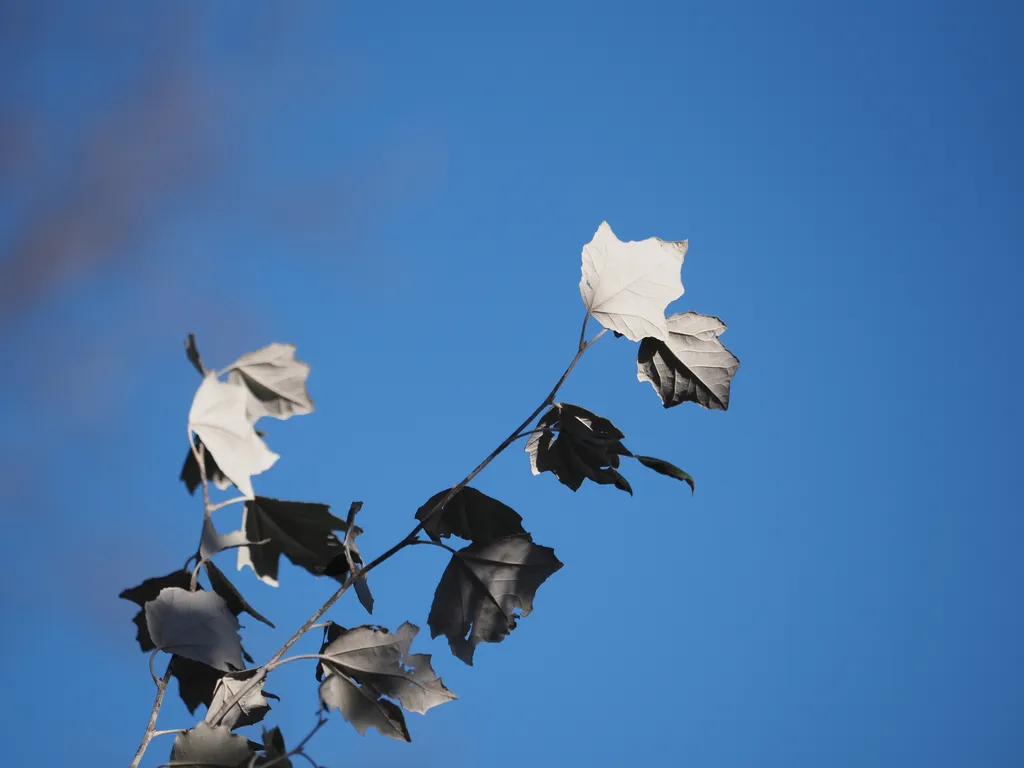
<box><xmin>128</xmin><ymin>663</ymin><xmax>172</xmax><ymax>768</ymax></box>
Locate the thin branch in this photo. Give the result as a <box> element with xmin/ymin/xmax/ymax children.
<box><xmin>128</xmin><ymin>662</ymin><xmax>172</xmax><ymax>768</ymax></box>
<box><xmin>150</xmin><ymin>729</ymin><xmax>185</xmax><ymax>738</ymax></box>
<box><xmin>408</xmin><ymin>539</ymin><xmax>459</xmax><ymax>555</ymax></box>
<box><xmin>209</xmin><ymin>495</ymin><xmax>248</xmax><ymax>512</ymax></box>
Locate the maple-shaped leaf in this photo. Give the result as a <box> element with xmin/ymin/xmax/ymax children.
<box><xmin>119</xmin><ymin>569</ymin><xmax>194</xmax><ymax>651</ymax></box>
<box><xmin>320</xmin><ymin>674</ymin><xmax>411</xmax><ymax>742</ymax></box>
<box><xmin>226</xmin><ymin>342</ymin><xmax>314</xmax><ymax>422</ymax></box>
<box><xmin>637</xmin><ymin>311</ymin><xmax>740</xmax><ymax>410</ymax></box>
<box><xmin>635</xmin><ymin>455</ymin><xmax>696</xmax><ymax>494</ymax></box>
<box><xmin>579</xmin><ymin>221</ymin><xmax>687</xmax><ymax>341</ymax></box>
<box><xmin>428</xmin><ymin>533</ymin><xmax>563</xmax><ymax>665</ymax></box>
<box><xmin>145</xmin><ymin>587</ymin><xmax>244</xmax><ymax>671</ymax></box>
<box><xmin>204</xmin><ymin>559</ymin><xmax>275</xmax><ymax>628</ymax></box>
<box><xmin>237</xmin><ymin>496</ymin><xmax>350</xmax><ymax>587</ymax></box>
<box><xmin>257</xmin><ymin>727</ymin><xmax>292</xmax><ymax>768</ymax></box>
<box><xmin>415</xmin><ymin>486</ymin><xmax>525</xmax><ymax>545</ymax></box>
<box><xmin>206</xmin><ymin>669</ymin><xmax>275</xmax><ymax>730</ymax></box>
<box><xmin>188</xmin><ymin>374</ymin><xmax>279</xmax><ymax>499</ymax></box>
<box><xmin>318</xmin><ymin>622</ymin><xmax>456</xmax><ymax>717</ymax></box>
<box><xmin>526</xmin><ymin>403</ymin><xmax>633</xmax><ymax>494</ymax></box>
<box><xmin>170</xmin><ymin>723</ymin><xmax>256</xmax><ymax>767</ymax></box>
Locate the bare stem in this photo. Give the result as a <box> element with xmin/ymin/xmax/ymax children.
<box><xmin>128</xmin><ymin>663</ymin><xmax>172</xmax><ymax>768</ymax></box>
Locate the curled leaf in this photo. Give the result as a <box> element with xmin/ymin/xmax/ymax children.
<box><xmin>415</xmin><ymin>486</ymin><xmax>525</xmax><ymax>544</ymax></box>
<box><xmin>206</xmin><ymin>668</ymin><xmax>274</xmax><ymax>730</ymax></box>
<box><xmin>226</xmin><ymin>342</ymin><xmax>314</xmax><ymax>422</ymax></box>
<box><xmin>635</xmin><ymin>455</ymin><xmax>695</xmax><ymax>494</ymax></box>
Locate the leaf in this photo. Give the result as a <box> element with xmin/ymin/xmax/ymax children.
<box><xmin>319</xmin><ymin>674</ymin><xmax>411</xmax><ymax>741</ymax></box>
<box><xmin>145</xmin><ymin>587</ymin><xmax>244</xmax><ymax>672</ymax></box>
<box><xmin>170</xmin><ymin>722</ymin><xmax>256</xmax><ymax>767</ymax></box>
<box><xmin>206</xmin><ymin>669</ymin><xmax>273</xmax><ymax>730</ymax></box>
<box><xmin>200</xmin><ymin>518</ymin><xmax>250</xmax><ymax>561</ymax></box>
<box><xmin>226</xmin><ymin>342</ymin><xmax>314</xmax><ymax>422</ymax></box>
<box><xmin>119</xmin><ymin>569</ymin><xmax>194</xmax><ymax>651</ymax></box>
<box><xmin>526</xmin><ymin>404</ymin><xmax>633</xmax><ymax>494</ymax></box>
<box><xmin>637</xmin><ymin>311</ymin><xmax>740</xmax><ymax>410</ymax></box>
<box><xmin>579</xmin><ymin>221</ymin><xmax>687</xmax><ymax>341</ymax></box>
<box><xmin>169</xmin><ymin>655</ymin><xmax>226</xmax><ymax>714</ymax></box>
<box><xmin>185</xmin><ymin>333</ymin><xmax>205</xmax><ymax>376</ymax></box>
<box><xmin>635</xmin><ymin>455</ymin><xmax>695</xmax><ymax>494</ymax></box>
<box><xmin>258</xmin><ymin>727</ymin><xmax>292</xmax><ymax>768</ymax></box>
<box><xmin>181</xmin><ymin>435</ymin><xmax>234</xmax><ymax>495</ymax></box>
<box><xmin>318</xmin><ymin>622</ymin><xmax>456</xmax><ymax>716</ymax></box>
<box><xmin>415</xmin><ymin>486</ymin><xmax>525</xmax><ymax>545</ymax></box>
<box><xmin>428</xmin><ymin>533</ymin><xmax>563</xmax><ymax>665</ymax></box>
<box><xmin>238</xmin><ymin>496</ymin><xmax>350</xmax><ymax>587</ymax></box>
<box><xmin>204</xmin><ymin>559</ymin><xmax>275</xmax><ymax>628</ymax></box>
<box><xmin>188</xmin><ymin>375</ymin><xmax>279</xmax><ymax>498</ymax></box>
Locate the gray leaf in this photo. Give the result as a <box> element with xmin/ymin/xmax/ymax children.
<box><xmin>637</xmin><ymin>311</ymin><xmax>740</xmax><ymax>410</ymax></box>
<box><xmin>415</xmin><ymin>486</ymin><xmax>525</xmax><ymax>545</ymax></box>
<box><xmin>170</xmin><ymin>722</ymin><xmax>256</xmax><ymax>766</ymax></box>
<box><xmin>204</xmin><ymin>559</ymin><xmax>275</xmax><ymax>628</ymax></box>
<box><xmin>258</xmin><ymin>727</ymin><xmax>292</xmax><ymax>768</ymax></box>
<box><xmin>635</xmin><ymin>455</ymin><xmax>695</xmax><ymax>494</ymax></box>
<box><xmin>428</xmin><ymin>534</ymin><xmax>563</xmax><ymax>665</ymax></box>
<box><xmin>579</xmin><ymin>221</ymin><xmax>687</xmax><ymax>341</ymax></box>
<box><xmin>226</xmin><ymin>342</ymin><xmax>314</xmax><ymax>422</ymax></box>
<box><xmin>145</xmin><ymin>587</ymin><xmax>244</xmax><ymax>672</ymax></box>
<box><xmin>206</xmin><ymin>669</ymin><xmax>273</xmax><ymax>730</ymax></box>
<box><xmin>188</xmin><ymin>375</ymin><xmax>279</xmax><ymax>498</ymax></box>
<box><xmin>319</xmin><ymin>675</ymin><xmax>411</xmax><ymax>741</ymax></box>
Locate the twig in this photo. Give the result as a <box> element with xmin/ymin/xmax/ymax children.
<box><xmin>128</xmin><ymin>663</ymin><xmax>172</xmax><ymax>768</ymax></box>
<box><xmin>209</xmin><ymin>495</ymin><xmax>248</xmax><ymax>512</ymax></box>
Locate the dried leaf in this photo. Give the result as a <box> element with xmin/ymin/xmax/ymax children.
<box><xmin>428</xmin><ymin>534</ymin><xmax>563</xmax><ymax>665</ymax></box>
<box><xmin>415</xmin><ymin>486</ymin><xmax>525</xmax><ymax>544</ymax></box>
<box><xmin>169</xmin><ymin>722</ymin><xmax>256</xmax><ymax>767</ymax></box>
<box><xmin>226</xmin><ymin>342</ymin><xmax>314</xmax><ymax>422</ymax></box>
<box><xmin>319</xmin><ymin>675</ymin><xmax>411</xmax><ymax>741</ymax></box>
<box><xmin>635</xmin><ymin>455</ymin><xmax>695</xmax><ymax>494</ymax></box>
<box><xmin>637</xmin><ymin>311</ymin><xmax>740</xmax><ymax>410</ymax></box>
<box><xmin>188</xmin><ymin>375</ymin><xmax>279</xmax><ymax>498</ymax></box>
<box><xmin>579</xmin><ymin>221</ymin><xmax>687</xmax><ymax>341</ymax></box>
<box><xmin>145</xmin><ymin>587</ymin><xmax>244</xmax><ymax>672</ymax></box>
<box><xmin>206</xmin><ymin>669</ymin><xmax>273</xmax><ymax>730</ymax></box>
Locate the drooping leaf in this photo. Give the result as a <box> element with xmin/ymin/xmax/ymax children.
<box><xmin>238</xmin><ymin>496</ymin><xmax>350</xmax><ymax>587</ymax></box>
<box><xmin>206</xmin><ymin>669</ymin><xmax>274</xmax><ymax>730</ymax></box>
<box><xmin>526</xmin><ymin>403</ymin><xmax>633</xmax><ymax>494</ymax></box>
<box><xmin>319</xmin><ymin>674</ymin><xmax>411</xmax><ymax>741</ymax></box>
<box><xmin>185</xmin><ymin>333</ymin><xmax>205</xmax><ymax>376</ymax></box>
<box><xmin>428</xmin><ymin>533</ymin><xmax>563</xmax><ymax>665</ymax></box>
<box><xmin>204</xmin><ymin>559</ymin><xmax>275</xmax><ymax>628</ymax></box>
<box><xmin>319</xmin><ymin>527</ymin><xmax>374</xmax><ymax>615</ymax></box>
<box><xmin>318</xmin><ymin>622</ymin><xmax>456</xmax><ymax>716</ymax></box>
<box><xmin>180</xmin><ymin>435</ymin><xmax>234</xmax><ymax>495</ymax></box>
<box><xmin>579</xmin><ymin>221</ymin><xmax>687</xmax><ymax>341</ymax></box>
<box><xmin>188</xmin><ymin>375</ymin><xmax>279</xmax><ymax>499</ymax></box>
<box><xmin>637</xmin><ymin>311</ymin><xmax>740</xmax><ymax>410</ymax></box>
<box><xmin>169</xmin><ymin>722</ymin><xmax>256</xmax><ymax>767</ymax></box>
<box><xmin>258</xmin><ymin>727</ymin><xmax>292</xmax><ymax>768</ymax></box>
<box><xmin>226</xmin><ymin>342</ymin><xmax>314</xmax><ymax>422</ymax></box>
<box><xmin>145</xmin><ymin>587</ymin><xmax>244</xmax><ymax>672</ymax></box>
<box><xmin>634</xmin><ymin>455</ymin><xmax>696</xmax><ymax>493</ymax></box>
<box><xmin>119</xmin><ymin>569</ymin><xmax>193</xmax><ymax>652</ymax></box>
<box><xmin>415</xmin><ymin>486</ymin><xmax>525</xmax><ymax>545</ymax></box>
<box><xmin>169</xmin><ymin>655</ymin><xmax>226</xmax><ymax>714</ymax></box>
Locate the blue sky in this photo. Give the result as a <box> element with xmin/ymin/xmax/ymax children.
<box><xmin>0</xmin><ymin>1</ymin><xmax>1021</xmax><ymax>766</ymax></box>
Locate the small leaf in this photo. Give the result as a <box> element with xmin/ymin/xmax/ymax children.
<box><xmin>526</xmin><ymin>404</ymin><xmax>633</xmax><ymax>494</ymax></box>
<box><xmin>185</xmin><ymin>333</ymin><xmax>205</xmax><ymax>376</ymax></box>
<box><xmin>170</xmin><ymin>722</ymin><xmax>256</xmax><ymax>767</ymax></box>
<box><xmin>188</xmin><ymin>375</ymin><xmax>279</xmax><ymax>498</ymax></box>
<box><xmin>637</xmin><ymin>311</ymin><xmax>740</xmax><ymax>410</ymax></box>
<box><xmin>204</xmin><ymin>559</ymin><xmax>275</xmax><ymax>628</ymax></box>
<box><xmin>226</xmin><ymin>342</ymin><xmax>314</xmax><ymax>422</ymax></box>
<box><xmin>579</xmin><ymin>221</ymin><xmax>687</xmax><ymax>341</ymax></box>
<box><xmin>354</xmin><ymin>576</ymin><xmax>374</xmax><ymax>615</ymax></box>
<box><xmin>206</xmin><ymin>669</ymin><xmax>273</xmax><ymax>730</ymax></box>
<box><xmin>414</xmin><ymin>486</ymin><xmax>526</xmax><ymax>544</ymax></box>
<box><xmin>428</xmin><ymin>534</ymin><xmax>563</xmax><ymax>665</ymax></box>
<box><xmin>200</xmin><ymin>518</ymin><xmax>250</xmax><ymax>561</ymax></box>
<box><xmin>635</xmin><ymin>455</ymin><xmax>695</xmax><ymax>494</ymax></box>
<box><xmin>145</xmin><ymin>587</ymin><xmax>244</xmax><ymax>672</ymax></box>
<box><xmin>237</xmin><ymin>497</ymin><xmax>351</xmax><ymax>587</ymax></box>
<box><xmin>259</xmin><ymin>727</ymin><xmax>292</xmax><ymax>768</ymax></box>
<box><xmin>119</xmin><ymin>570</ymin><xmax>193</xmax><ymax>652</ymax></box>
<box><xmin>169</xmin><ymin>655</ymin><xmax>225</xmax><ymax>714</ymax></box>
<box><xmin>319</xmin><ymin>675</ymin><xmax>411</xmax><ymax>741</ymax></box>
<box><xmin>180</xmin><ymin>436</ymin><xmax>233</xmax><ymax>495</ymax></box>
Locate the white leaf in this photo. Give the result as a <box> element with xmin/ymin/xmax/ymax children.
<box><xmin>188</xmin><ymin>375</ymin><xmax>279</xmax><ymax>499</ymax></box>
<box><xmin>226</xmin><ymin>343</ymin><xmax>313</xmax><ymax>422</ymax></box>
<box><xmin>579</xmin><ymin>221</ymin><xmax>687</xmax><ymax>341</ymax></box>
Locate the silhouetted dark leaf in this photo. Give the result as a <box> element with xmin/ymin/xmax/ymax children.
<box><xmin>320</xmin><ymin>675</ymin><xmax>411</xmax><ymax>741</ymax></box>
<box><xmin>119</xmin><ymin>569</ymin><xmax>194</xmax><ymax>651</ymax></box>
<box><xmin>170</xmin><ymin>722</ymin><xmax>256</xmax><ymax>767</ymax></box>
<box><xmin>579</xmin><ymin>221</ymin><xmax>687</xmax><ymax>341</ymax></box>
<box><xmin>238</xmin><ymin>497</ymin><xmax>351</xmax><ymax>587</ymax></box>
<box><xmin>635</xmin><ymin>455</ymin><xmax>695</xmax><ymax>494</ymax></box>
<box><xmin>226</xmin><ymin>342</ymin><xmax>314</xmax><ymax>422</ymax></box>
<box><xmin>170</xmin><ymin>655</ymin><xmax>225</xmax><ymax>714</ymax></box>
<box><xmin>526</xmin><ymin>403</ymin><xmax>632</xmax><ymax>494</ymax></box>
<box><xmin>415</xmin><ymin>486</ymin><xmax>525</xmax><ymax>544</ymax></box>
<box><xmin>180</xmin><ymin>436</ymin><xmax>232</xmax><ymax>496</ymax></box>
<box><xmin>428</xmin><ymin>533</ymin><xmax>563</xmax><ymax>665</ymax></box>
<box><xmin>204</xmin><ymin>559</ymin><xmax>275</xmax><ymax>628</ymax></box>
<box><xmin>637</xmin><ymin>312</ymin><xmax>740</xmax><ymax>410</ymax></box>
<box><xmin>189</xmin><ymin>375</ymin><xmax>279</xmax><ymax>498</ymax></box>
<box><xmin>206</xmin><ymin>669</ymin><xmax>273</xmax><ymax>730</ymax></box>
<box><xmin>318</xmin><ymin>622</ymin><xmax>455</xmax><ymax>715</ymax></box>
<box><xmin>145</xmin><ymin>587</ymin><xmax>244</xmax><ymax>671</ymax></box>
<box><xmin>257</xmin><ymin>727</ymin><xmax>292</xmax><ymax>768</ymax></box>
<box><xmin>186</xmin><ymin>333</ymin><xmax>205</xmax><ymax>376</ymax></box>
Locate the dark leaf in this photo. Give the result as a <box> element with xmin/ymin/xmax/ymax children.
<box><xmin>258</xmin><ymin>727</ymin><xmax>292</xmax><ymax>768</ymax></box>
<box><xmin>635</xmin><ymin>455</ymin><xmax>695</xmax><ymax>494</ymax></box>
<box><xmin>237</xmin><ymin>497</ymin><xmax>351</xmax><ymax>587</ymax></box>
<box><xmin>354</xmin><ymin>576</ymin><xmax>374</xmax><ymax>616</ymax></box>
<box><xmin>185</xmin><ymin>333</ymin><xmax>205</xmax><ymax>376</ymax></box>
<box><xmin>428</xmin><ymin>534</ymin><xmax>563</xmax><ymax>665</ymax></box>
<box><xmin>226</xmin><ymin>342</ymin><xmax>314</xmax><ymax>422</ymax></box>
<box><xmin>206</xmin><ymin>669</ymin><xmax>273</xmax><ymax>730</ymax></box>
<box><xmin>320</xmin><ymin>675</ymin><xmax>411</xmax><ymax>741</ymax></box>
<box><xmin>414</xmin><ymin>486</ymin><xmax>525</xmax><ymax>544</ymax></box>
<box><xmin>119</xmin><ymin>569</ymin><xmax>194</xmax><ymax>651</ymax></box>
<box><xmin>170</xmin><ymin>655</ymin><xmax>225</xmax><ymax>714</ymax></box>
<box><xmin>181</xmin><ymin>435</ymin><xmax>232</xmax><ymax>495</ymax></box>
<box><xmin>526</xmin><ymin>404</ymin><xmax>632</xmax><ymax>494</ymax></box>
<box><xmin>637</xmin><ymin>311</ymin><xmax>740</xmax><ymax>410</ymax></box>
<box><xmin>170</xmin><ymin>722</ymin><xmax>256</xmax><ymax>767</ymax></box>
<box><xmin>145</xmin><ymin>587</ymin><xmax>244</xmax><ymax>671</ymax></box>
<box><xmin>205</xmin><ymin>559</ymin><xmax>275</xmax><ymax>628</ymax></box>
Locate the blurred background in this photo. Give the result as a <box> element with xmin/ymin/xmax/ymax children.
<box><xmin>0</xmin><ymin>1</ymin><xmax>1021</xmax><ymax>766</ymax></box>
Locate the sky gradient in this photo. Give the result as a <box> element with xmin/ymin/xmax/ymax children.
<box><xmin>0</xmin><ymin>2</ymin><xmax>1021</xmax><ymax>766</ymax></box>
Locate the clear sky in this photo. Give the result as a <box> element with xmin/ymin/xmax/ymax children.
<box><xmin>1</xmin><ymin>1</ymin><xmax>1021</xmax><ymax>766</ymax></box>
